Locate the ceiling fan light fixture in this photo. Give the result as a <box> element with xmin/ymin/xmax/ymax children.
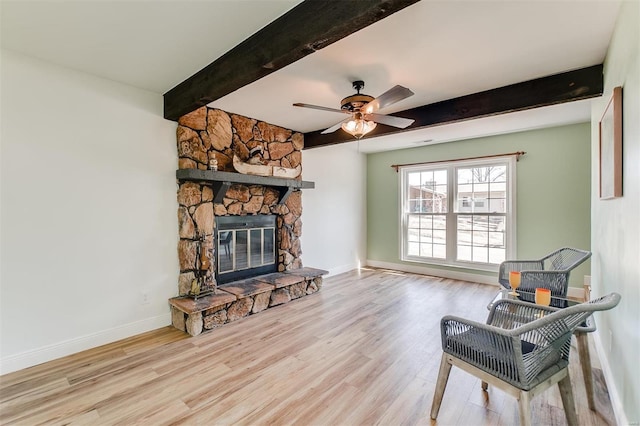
<box><xmin>293</xmin><ymin>80</ymin><xmax>414</xmax><ymax>139</ymax></box>
<box><xmin>342</xmin><ymin>112</ymin><xmax>377</xmax><ymax>139</ymax></box>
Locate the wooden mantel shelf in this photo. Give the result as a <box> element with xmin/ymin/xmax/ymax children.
<box><xmin>176</xmin><ymin>169</ymin><xmax>315</xmax><ymax>204</ymax></box>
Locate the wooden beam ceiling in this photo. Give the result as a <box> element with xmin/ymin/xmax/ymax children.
<box><xmin>163</xmin><ymin>0</ymin><xmax>420</xmax><ymax>121</ymax></box>
<box><xmin>303</xmin><ymin>64</ymin><xmax>604</xmax><ymax>149</ymax></box>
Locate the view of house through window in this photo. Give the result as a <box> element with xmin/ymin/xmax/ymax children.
<box><xmin>401</xmin><ymin>157</ymin><xmax>515</xmax><ymax>270</ymax></box>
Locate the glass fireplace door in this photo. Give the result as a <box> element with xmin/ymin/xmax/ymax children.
<box><xmin>216</xmin><ymin>215</ymin><xmax>277</xmax><ymax>283</ymax></box>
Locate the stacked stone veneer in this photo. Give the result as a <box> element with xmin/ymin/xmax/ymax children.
<box><xmin>171</xmin><ymin>106</ymin><xmax>323</xmax><ymax>337</ymax></box>
<box><xmin>176</xmin><ymin>106</ymin><xmax>304</xmax><ymax>295</ymax></box>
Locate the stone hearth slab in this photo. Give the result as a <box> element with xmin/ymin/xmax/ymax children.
<box><xmin>169</xmin><ymin>290</ymin><xmax>237</xmax><ymax>315</ymax></box>
<box><xmin>219</xmin><ymin>279</ymin><xmax>275</xmax><ymax>298</ymax></box>
<box><xmin>256</xmin><ymin>272</ymin><xmax>304</xmax><ymax>289</ymax></box>
<box><xmin>284</xmin><ymin>267</ymin><xmax>329</xmax><ymax>278</ymax></box>
<box><xmin>170</xmin><ymin>267</ymin><xmax>328</xmax><ymax>337</ymax></box>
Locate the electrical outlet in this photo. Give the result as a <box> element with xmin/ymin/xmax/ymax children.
<box><xmin>141</xmin><ymin>292</ymin><xmax>150</xmax><ymax>305</ymax></box>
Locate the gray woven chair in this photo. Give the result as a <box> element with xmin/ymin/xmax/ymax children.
<box><xmin>430</xmin><ymin>292</ymin><xmax>621</xmax><ymax>426</ymax></box>
<box><xmin>498</xmin><ymin>247</ymin><xmax>591</xmax><ymax>299</ymax></box>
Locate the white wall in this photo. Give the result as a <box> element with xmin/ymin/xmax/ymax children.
<box><xmin>301</xmin><ymin>142</ymin><xmax>367</xmax><ymax>276</ymax></box>
<box><xmin>0</xmin><ymin>50</ymin><xmax>178</xmax><ymax>374</ymax></box>
<box><xmin>590</xmin><ymin>1</ymin><xmax>640</xmax><ymax>424</ymax></box>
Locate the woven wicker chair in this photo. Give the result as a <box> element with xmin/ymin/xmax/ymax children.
<box><xmin>430</xmin><ymin>293</ymin><xmax>621</xmax><ymax>426</ymax></box>
<box><xmin>498</xmin><ymin>247</ymin><xmax>591</xmax><ymax>299</ymax></box>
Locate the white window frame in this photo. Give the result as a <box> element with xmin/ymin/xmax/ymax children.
<box><xmin>399</xmin><ymin>156</ymin><xmax>517</xmax><ymax>272</ymax></box>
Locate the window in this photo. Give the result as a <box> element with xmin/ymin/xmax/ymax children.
<box><xmin>400</xmin><ymin>157</ymin><xmax>515</xmax><ymax>270</ymax></box>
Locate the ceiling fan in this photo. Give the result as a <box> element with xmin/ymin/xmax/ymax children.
<box><xmin>293</xmin><ymin>80</ymin><xmax>415</xmax><ymax>139</ymax></box>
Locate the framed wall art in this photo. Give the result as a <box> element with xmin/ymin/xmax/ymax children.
<box><xmin>599</xmin><ymin>86</ymin><xmax>623</xmax><ymax>199</ymax></box>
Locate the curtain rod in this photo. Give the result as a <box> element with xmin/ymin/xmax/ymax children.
<box><xmin>391</xmin><ymin>151</ymin><xmax>526</xmax><ymax>172</ymax></box>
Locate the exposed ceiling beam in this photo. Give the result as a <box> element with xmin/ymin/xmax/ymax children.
<box><xmin>163</xmin><ymin>0</ymin><xmax>420</xmax><ymax>121</ymax></box>
<box><xmin>303</xmin><ymin>64</ymin><xmax>603</xmax><ymax>149</ymax></box>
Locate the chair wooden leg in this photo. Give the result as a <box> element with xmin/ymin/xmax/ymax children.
<box><xmin>430</xmin><ymin>353</ymin><xmax>453</xmax><ymax>420</ymax></box>
<box><xmin>517</xmin><ymin>391</ymin><xmax>532</xmax><ymax>426</ymax></box>
<box><xmin>558</xmin><ymin>373</ymin><xmax>579</xmax><ymax>426</ymax></box>
<box><xmin>576</xmin><ymin>332</ymin><xmax>595</xmax><ymax>410</ymax></box>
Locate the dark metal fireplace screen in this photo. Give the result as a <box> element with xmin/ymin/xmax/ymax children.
<box><xmin>216</xmin><ymin>215</ymin><xmax>277</xmax><ymax>284</ymax></box>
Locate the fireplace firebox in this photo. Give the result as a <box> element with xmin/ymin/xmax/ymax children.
<box><xmin>216</xmin><ymin>215</ymin><xmax>277</xmax><ymax>284</ymax></box>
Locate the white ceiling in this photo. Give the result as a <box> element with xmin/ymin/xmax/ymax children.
<box><xmin>1</xmin><ymin>0</ymin><xmax>621</xmax><ymax>152</ymax></box>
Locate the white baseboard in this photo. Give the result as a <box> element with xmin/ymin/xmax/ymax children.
<box><xmin>592</xmin><ymin>329</ymin><xmax>629</xmax><ymax>425</ymax></box>
<box><xmin>324</xmin><ymin>262</ymin><xmax>360</xmax><ymax>278</ymax></box>
<box><xmin>567</xmin><ymin>286</ymin><xmax>586</xmax><ymax>300</ymax></box>
<box><xmin>365</xmin><ymin>260</ymin><xmax>498</xmax><ymax>286</ymax></box>
<box><xmin>365</xmin><ymin>260</ymin><xmax>587</xmax><ymax>300</ymax></box>
<box><xmin>0</xmin><ymin>314</ymin><xmax>170</xmax><ymax>375</ymax></box>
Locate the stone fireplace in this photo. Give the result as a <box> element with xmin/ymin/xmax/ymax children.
<box><xmin>169</xmin><ymin>106</ymin><xmax>327</xmax><ymax>336</ymax></box>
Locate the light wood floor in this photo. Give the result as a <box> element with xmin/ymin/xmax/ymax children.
<box><xmin>0</xmin><ymin>268</ymin><xmax>616</xmax><ymax>425</ymax></box>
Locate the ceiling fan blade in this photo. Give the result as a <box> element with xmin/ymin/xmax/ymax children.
<box><xmin>293</xmin><ymin>103</ymin><xmax>349</xmax><ymax>114</ymax></box>
<box><xmin>321</xmin><ymin>118</ymin><xmax>350</xmax><ymax>134</ymax></box>
<box><xmin>363</xmin><ymin>85</ymin><xmax>414</xmax><ymax>114</ymax></box>
<box><xmin>367</xmin><ymin>113</ymin><xmax>414</xmax><ymax>129</ymax></box>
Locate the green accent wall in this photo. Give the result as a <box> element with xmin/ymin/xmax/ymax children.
<box><xmin>367</xmin><ymin>123</ymin><xmax>591</xmax><ymax>287</ymax></box>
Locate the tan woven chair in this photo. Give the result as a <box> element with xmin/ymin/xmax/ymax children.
<box><xmin>498</xmin><ymin>247</ymin><xmax>591</xmax><ymax>299</ymax></box>
<box><xmin>430</xmin><ymin>293</ymin><xmax>621</xmax><ymax>426</ymax></box>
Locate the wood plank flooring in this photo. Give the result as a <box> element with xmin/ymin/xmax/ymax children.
<box><xmin>0</xmin><ymin>268</ymin><xmax>617</xmax><ymax>425</ymax></box>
